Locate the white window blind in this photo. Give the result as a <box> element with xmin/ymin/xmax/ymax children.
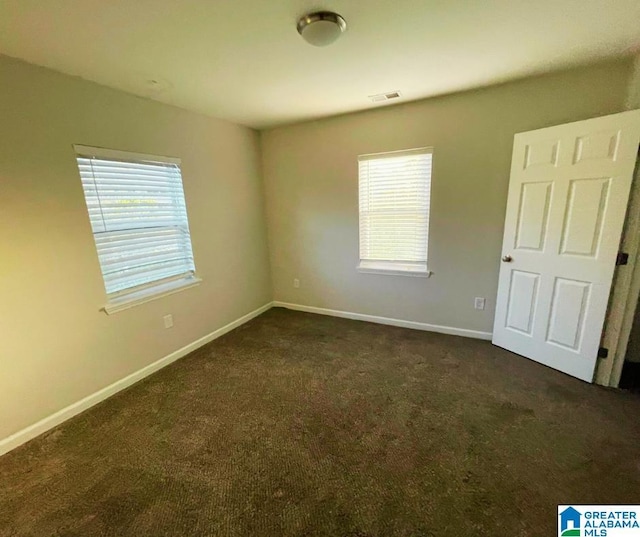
<box><xmin>75</xmin><ymin>146</ymin><xmax>196</xmax><ymax>300</ymax></box>
<box><xmin>358</xmin><ymin>147</ymin><xmax>432</xmax><ymax>274</ymax></box>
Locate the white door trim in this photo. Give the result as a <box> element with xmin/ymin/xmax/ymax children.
<box><xmin>596</xmin><ymin>153</ymin><xmax>640</xmax><ymax>386</ymax></box>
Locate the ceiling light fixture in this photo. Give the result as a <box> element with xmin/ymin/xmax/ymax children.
<box><xmin>297</xmin><ymin>11</ymin><xmax>347</xmax><ymax>47</ymax></box>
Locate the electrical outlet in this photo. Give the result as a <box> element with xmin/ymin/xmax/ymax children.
<box><xmin>163</xmin><ymin>314</ymin><xmax>173</xmax><ymax>328</ymax></box>
<box><xmin>474</xmin><ymin>297</ymin><xmax>486</xmax><ymax>311</ymax></box>
<box><xmin>293</xmin><ymin>278</ymin><xmax>300</xmax><ymax>288</ymax></box>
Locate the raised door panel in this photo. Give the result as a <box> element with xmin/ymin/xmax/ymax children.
<box><xmin>505</xmin><ymin>271</ymin><xmax>540</xmax><ymax>335</ymax></box>
<box><xmin>514</xmin><ymin>182</ymin><xmax>552</xmax><ymax>251</ymax></box>
<box><xmin>522</xmin><ymin>139</ymin><xmax>560</xmax><ymax>171</ymax></box>
<box><xmin>559</xmin><ymin>178</ymin><xmax>610</xmax><ymax>258</ymax></box>
<box><xmin>546</xmin><ymin>278</ymin><xmax>591</xmax><ymax>351</ymax></box>
<box><xmin>572</xmin><ymin>130</ymin><xmax>621</xmax><ymax>165</ymax></box>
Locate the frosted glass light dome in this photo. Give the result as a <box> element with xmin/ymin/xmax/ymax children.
<box><xmin>297</xmin><ymin>12</ymin><xmax>347</xmax><ymax>47</ymax></box>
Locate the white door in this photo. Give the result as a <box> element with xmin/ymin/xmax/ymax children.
<box><xmin>493</xmin><ymin>110</ymin><xmax>640</xmax><ymax>382</ymax></box>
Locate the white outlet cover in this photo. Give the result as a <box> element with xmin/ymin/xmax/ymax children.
<box><xmin>163</xmin><ymin>314</ymin><xmax>173</xmax><ymax>328</ymax></box>
<box><xmin>474</xmin><ymin>297</ymin><xmax>486</xmax><ymax>310</ymax></box>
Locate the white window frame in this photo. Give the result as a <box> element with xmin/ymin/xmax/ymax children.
<box><xmin>74</xmin><ymin>145</ymin><xmax>201</xmax><ymax>314</ymax></box>
<box><xmin>357</xmin><ymin>147</ymin><xmax>433</xmax><ymax>277</ymax></box>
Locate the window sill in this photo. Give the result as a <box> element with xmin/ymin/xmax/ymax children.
<box><xmin>357</xmin><ymin>262</ymin><xmax>432</xmax><ymax>278</ymax></box>
<box><xmin>103</xmin><ymin>276</ymin><xmax>202</xmax><ymax>315</ymax></box>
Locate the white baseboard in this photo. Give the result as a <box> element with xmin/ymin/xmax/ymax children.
<box><xmin>273</xmin><ymin>301</ymin><xmax>493</xmax><ymax>341</ymax></box>
<box><xmin>0</xmin><ymin>301</ymin><xmax>273</xmax><ymax>457</ymax></box>
<box><xmin>0</xmin><ymin>300</ymin><xmax>491</xmax><ymax>457</ymax></box>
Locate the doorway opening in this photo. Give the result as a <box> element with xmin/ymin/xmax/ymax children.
<box><xmin>597</xmin><ymin>151</ymin><xmax>640</xmax><ymax>387</ymax></box>
<box><xmin>619</xmin><ymin>301</ymin><xmax>640</xmax><ymax>391</ymax></box>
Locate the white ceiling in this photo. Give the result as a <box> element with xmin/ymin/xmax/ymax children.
<box><xmin>0</xmin><ymin>0</ymin><xmax>639</xmax><ymax>129</ymax></box>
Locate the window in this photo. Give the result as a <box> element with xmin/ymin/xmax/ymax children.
<box><xmin>74</xmin><ymin>145</ymin><xmax>199</xmax><ymax>313</ymax></box>
<box><xmin>358</xmin><ymin>147</ymin><xmax>432</xmax><ymax>276</ymax></box>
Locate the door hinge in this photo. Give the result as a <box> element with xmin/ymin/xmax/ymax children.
<box><xmin>616</xmin><ymin>252</ymin><xmax>629</xmax><ymax>266</ymax></box>
<box><xmin>598</xmin><ymin>347</ymin><xmax>609</xmax><ymax>359</ymax></box>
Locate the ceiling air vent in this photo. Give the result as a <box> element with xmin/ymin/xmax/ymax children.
<box><xmin>369</xmin><ymin>91</ymin><xmax>402</xmax><ymax>102</ymax></box>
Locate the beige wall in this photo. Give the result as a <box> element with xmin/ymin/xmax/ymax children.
<box><xmin>626</xmin><ymin>54</ymin><xmax>640</xmax><ymax>110</ymax></box>
<box><xmin>1</xmin><ymin>54</ymin><xmax>636</xmax><ymax>442</ymax></box>
<box><xmin>261</xmin><ymin>59</ymin><xmax>633</xmax><ymax>334</ymax></box>
<box><xmin>0</xmin><ymin>55</ymin><xmax>272</xmax><ymax>440</ymax></box>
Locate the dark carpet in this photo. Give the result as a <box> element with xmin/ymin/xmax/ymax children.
<box><xmin>1</xmin><ymin>308</ymin><xmax>640</xmax><ymax>536</ymax></box>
